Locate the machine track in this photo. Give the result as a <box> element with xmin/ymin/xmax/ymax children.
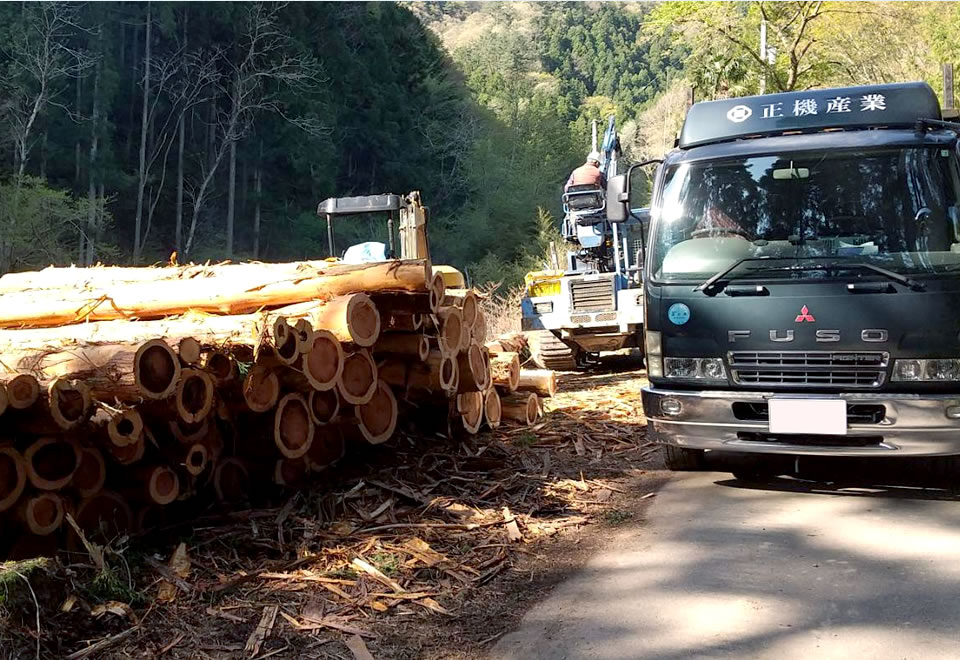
<box><xmin>530</xmin><ymin>330</ymin><xmax>580</xmax><ymax>371</ymax></box>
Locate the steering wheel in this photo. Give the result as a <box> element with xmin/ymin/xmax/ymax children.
<box><xmin>690</xmin><ymin>226</ymin><xmax>752</xmax><ymax>240</ymax></box>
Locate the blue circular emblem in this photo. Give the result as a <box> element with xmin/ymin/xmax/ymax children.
<box><xmin>667</xmin><ymin>303</ymin><xmax>691</xmax><ymax>326</ymax></box>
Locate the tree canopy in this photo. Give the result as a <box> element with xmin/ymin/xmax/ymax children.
<box><xmin>0</xmin><ymin>1</ymin><xmax>954</xmax><ymax>287</ymax></box>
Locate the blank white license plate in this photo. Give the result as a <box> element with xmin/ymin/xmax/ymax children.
<box><xmin>768</xmin><ymin>399</ymin><xmax>847</xmax><ymax>435</ymax></box>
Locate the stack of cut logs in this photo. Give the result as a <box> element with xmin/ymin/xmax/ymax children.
<box><xmin>0</xmin><ymin>259</ymin><xmax>556</xmax><ymax>557</ymax></box>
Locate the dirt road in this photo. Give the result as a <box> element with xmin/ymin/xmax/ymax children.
<box><xmin>494</xmin><ymin>469</ymin><xmax>960</xmax><ymax>659</ymax></box>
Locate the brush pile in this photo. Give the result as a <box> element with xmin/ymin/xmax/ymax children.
<box><xmin>0</xmin><ymin>259</ymin><xmax>551</xmax><ymax>558</ymax></box>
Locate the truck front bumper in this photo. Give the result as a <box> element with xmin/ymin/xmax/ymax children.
<box><xmin>642</xmin><ymin>387</ymin><xmax>960</xmax><ymax>457</ymax></box>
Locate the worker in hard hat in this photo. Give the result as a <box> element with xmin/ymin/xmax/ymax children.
<box><xmin>565</xmin><ymin>151</ymin><xmax>606</xmax><ymax>191</ymax></box>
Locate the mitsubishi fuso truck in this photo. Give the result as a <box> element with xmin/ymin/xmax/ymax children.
<box><xmin>605</xmin><ymin>81</ymin><xmax>960</xmax><ymax>478</ymax></box>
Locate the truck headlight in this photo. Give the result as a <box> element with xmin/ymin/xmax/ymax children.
<box><xmin>646</xmin><ymin>331</ymin><xmax>662</xmax><ymax>378</ymax></box>
<box><xmin>664</xmin><ymin>357</ymin><xmax>726</xmax><ymax>382</ymax></box>
<box><xmin>893</xmin><ymin>358</ymin><xmax>960</xmax><ymax>381</ymax></box>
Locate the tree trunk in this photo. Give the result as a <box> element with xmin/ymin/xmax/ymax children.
<box><xmin>346</xmin><ymin>380</ymin><xmax>397</xmax><ymax>445</ymax></box>
<box><xmin>1</xmin><ymin>339</ymin><xmax>181</xmax><ymax>403</ymax></box>
<box><xmin>337</xmin><ymin>350</ymin><xmax>378</xmax><ymax>405</ymax></box>
<box><xmin>253</xmin><ymin>139</ymin><xmax>262</xmax><ymax>259</ymax></box>
<box><xmin>133</xmin><ymin>2</ymin><xmax>151</xmax><ymax>264</ymax></box>
<box><xmin>517</xmin><ymin>369</ymin><xmax>557</xmax><ymax>397</ymax></box>
<box><xmin>501</xmin><ymin>392</ymin><xmax>540</xmax><ymax>425</ymax></box>
<box><xmin>85</xmin><ymin>50</ymin><xmax>101</xmax><ymax>267</ymax></box>
<box><xmin>483</xmin><ymin>387</ymin><xmax>502</xmax><ymax>429</ymax></box>
<box><xmin>490</xmin><ymin>352</ymin><xmax>520</xmax><ymax>392</ymax></box>
<box><xmin>226</xmin><ymin>132</ymin><xmax>237</xmax><ymax>257</ymax></box>
<box><xmin>0</xmin><ymin>259</ymin><xmax>431</xmax><ymax>328</ymax></box>
<box><xmin>74</xmin><ymin>75</ymin><xmax>82</xmax><ymax>187</ymax></box>
<box><xmin>175</xmin><ymin>110</ymin><xmax>185</xmax><ymax>255</ymax></box>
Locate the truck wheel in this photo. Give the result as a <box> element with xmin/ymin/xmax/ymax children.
<box><xmin>661</xmin><ymin>445</ymin><xmax>704</xmax><ymax>471</ymax></box>
<box><xmin>529</xmin><ymin>331</ymin><xmax>580</xmax><ymax>371</ymax></box>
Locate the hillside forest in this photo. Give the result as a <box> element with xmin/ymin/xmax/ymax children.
<box><xmin>0</xmin><ymin>1</ymin><xmax>955</xmax><ymax>285</ymax></box>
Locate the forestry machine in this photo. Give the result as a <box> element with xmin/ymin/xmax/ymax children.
<box><xmin>316</xmin><ymin>191</ymin><xmax>464</xmax><ymax>287</ymax></box>
<box><xmin>522</xmin><ymin>117</ymin><xmax>647</xmax><ymax>369</ymax></box>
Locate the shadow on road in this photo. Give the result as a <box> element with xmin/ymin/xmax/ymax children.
<box><xmin>710</xmin><ymin>453</ymin><xmax>960</xmax><ymax>502</ymax></box>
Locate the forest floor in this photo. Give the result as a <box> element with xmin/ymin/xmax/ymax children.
<box><xmin>0</xmin><ymin>358</ymin><xmax>666</xmax><ymax>660</ymax></box>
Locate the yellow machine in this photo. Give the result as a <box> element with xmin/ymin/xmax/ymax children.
<box><xmin>317</xmin><ymin>190</ymin><xmax>464</xmax><ymax>282</ymax></box>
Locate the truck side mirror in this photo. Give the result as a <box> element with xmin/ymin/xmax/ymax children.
<box><xmin>607</xmin><ymin>174</ymin><xmax>629</xmax><ymax>222</ymax></box>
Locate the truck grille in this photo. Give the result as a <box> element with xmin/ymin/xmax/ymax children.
<box><xmin>728</xmin><ymin>351</ymin><xmax>888</xmax><ymax>389</ymax></box>
<box><xmin>569</xmin><ymin>277</ymin><xmax>615</xmax><ymax>312</ymax></box>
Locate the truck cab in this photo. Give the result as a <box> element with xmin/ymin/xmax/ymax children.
<box><xmin>608</xmin><ymin>82</ymin><xmax>960</xmax><ymax>474</ymax></box>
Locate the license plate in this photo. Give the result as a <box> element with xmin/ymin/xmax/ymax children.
<box><xmin>768</xmin><ymin>399</ymin><xmax>847</xmax><ymax>435</ymax></box>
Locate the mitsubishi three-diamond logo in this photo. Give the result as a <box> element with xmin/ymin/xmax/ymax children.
<box><xmin>794</xmin><ymin>305</ymin><xmax>816</xmax><ymax>322</ymax></box>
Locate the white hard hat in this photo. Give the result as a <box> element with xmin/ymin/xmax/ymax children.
<box><xmin>587</xmin><ymin>150</ymin><xmax>601</xmax><ymax>163</ymax></box>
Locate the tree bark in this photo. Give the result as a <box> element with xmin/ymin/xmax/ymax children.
<box><xmin>253</xmin><ymin>139</ymin><xmax>262</xmax><ymax>258</ymax></box>
<box><xmin>517</xmin><ymin>369</ymin><xmax>557</xmax><ymax>398</ymax></box>
<box><xmin>85</xmin><ymin>47</ymin><xmax>101</xmax><ymax>267</ymax></box>
<box><xmin>134</xmin><ymin>2</ymin><xmax>151</xmax><ymax>264</ymax></box>
<box><xmin>501</xmin><ymin>392</ymin><xmax>540</xmax><ymax>425</ymax></box>
<box><xmin>0</xmin><ymin>259</ymin><xmax>431</xmax><ymax>328</ymax></box>
<box><xmin>174</xmin><ymin>9</ymin><xmax>187</xmax><ymax>256</ymax></box>
<box><xmin>226</xmin><ymin>124</ymin><xmax>237</xmax><ymax>257</ymax></box>
<box><xmin>490</xmin><ymin>352</ymin><xmax>520</xmax><ymax>392</ymax></box>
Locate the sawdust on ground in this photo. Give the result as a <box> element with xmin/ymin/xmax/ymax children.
<box><xmin>0</xmin><ymin>360</ymin><xmax>667</xmax><ymax>659</ymax></box>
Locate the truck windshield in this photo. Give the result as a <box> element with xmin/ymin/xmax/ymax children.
<box><xmin>651</xmin><ymin>146</ymin><xmax>960</xmax><ymax>282</ymax></box>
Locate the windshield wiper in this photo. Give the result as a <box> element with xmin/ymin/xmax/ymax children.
<box><xmin>746</xmin><ymin>261</ymin><xmax>926</xmax><ymax>291</ymax></box>
<box><xmin>694</xmin><ymin>256</ymin><xmax>779</xmax><ymax>293</ymax></box>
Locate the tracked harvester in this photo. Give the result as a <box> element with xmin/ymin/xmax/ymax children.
<box><xmin>522</xmin><ymin>117</ymin><xmax>646</xmax><ymax>369</ymax></box>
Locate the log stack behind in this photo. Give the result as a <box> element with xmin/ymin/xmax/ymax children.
<box><xmin>0</xmin><ymin>259</ymin><xmax>553</xmax><ymax>557</ymax></box>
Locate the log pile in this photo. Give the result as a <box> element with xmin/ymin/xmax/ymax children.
<box><xmin>0</xmin><ymin>259</ymin><xmax>551</xmax><ymax>557</ymax></box>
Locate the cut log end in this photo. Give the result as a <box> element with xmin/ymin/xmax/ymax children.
<box><xmin>273</xmin><ymin>317</ymin><xmax>300</xmax><ymax>366</ymax></box>
<box><xmin>75</xmin><ymin>490</ymin><xmax>133</xmax><ymax>541</ymax></box>
<box><xmin>472</xmin><ymin>310</ymin><xmax>487</xmax><ymax>344</ymax></box>
<box><xmin>293</xmin><ymin>318</ymin><xmax>313</xmax><ymax>354</ymax></box>
<box><xmin>0</xmin><ymin>447</ymin><xmax>27</xmax><ymax>512</ymax></box>
<box><xmin>144</xmin><ymin>465</ymin><xmax>180</xmax><ymax>506</ymax></box>
<box><xmin>49</xmin><ymin>378</ymin><xmax>92</xmax><ymax>429</ymax></box>
<box><xmin>107</xmin><ymin>408</ymin><xmax>144</xmax><ymax>447</ymax></box>
<box><xmin>490</xmin><ymin>352</ymin><xmax>521</xmax><ymax>392</ymax></box>
<box><xmin>306</xmin><ymin>426</ymin><xmax>346</xmax><ymax>472</ymax></box>
<box><xmin>7</xmin><ymin>374</ymin><xmax>40</xmax><ymax>410</ymax></box>
<box><xmin>502</xmin><ymin>392</ymin><xmax>541</xmax><ymax>426</ymax></box>
<box><xmin>135</xmin><ymin>339</ymin><xmax>181</xmax><ymax>399</ymax></box>
<box><xmin>108</xmin><ymin>435</ymin><xmax>145</xmax><ymax>465</ymax></box>
<box><xmin>176</xmin><ymin>368</ymin><xmax>215</xmax><ymax>424</ymax></box>
<box><xmin>25</xmin><ymin>437</ymin><xmax>80</xmax><ymax>491</ymax></box>
<box><xmin>273</xmin><ymin>457</ymin><xmax>309</xmax><ymax>486</ymax></box>
<box><xmin>214</xmin><ymin>458</ymin><xmax>249</xmax><ymax>502</ymax></box>
<box><xmin>356</xmin><ymin>380</ymin><xmax>398</xmax><ymax>445</ymax></box>
<box><xmin>243</xmin><ymin>364</ymin><xmax>280</xmax><ymax>413</ymax></box>
<box><xmin>308</xmin><ymin>389</ymin><xmax>340</xmax><ymax>425</ymax></box>
<box><xmin>346</xmin><ymin>293</ymin><xmax>381</xmax><ymax>347</ymax></box>
<box><xmin>437</xmin><ymin>307</ymin><xmax>463</xmax><ymax>356</ymax></box>
<box><xmin>178</xmin><ymin>337</ymin><xmax>202</xmax><ymax>365</ymax></box>
<box><xmin>338</xmin><ymin>350</ymin><xmax>378</xmax><ymax>405</ymax></box>
<box><xmin>72</xmin><ymin>446</ymin><xmax>106</xmax><ymax>498</ymax></box>
<box><xmin>517</xmin><ymin>368</ymin><xmax>558</xmax><ymax>398</ymax></box>
<box><xmin>21</xmin><ymin>493</ymin><xmax>64</xmax><ymax>536</ymax></box>
<box><xmin>302</xmin><ymin>329</ymin><xmax>344</xmax><ymax>391</ymax></box>
<box><xmin>456</xmin><ymin>391</ymin><xmax>483</xmax><ymax>434</ymax></box>
<box><xmin>202</xmin><ymin>351</ymin><xmax>236</xmax><ymax>385</ymax></box>
<box><xmin>182</xmin><ymin>443</ymin><xmax>209</xmax><ymax>476</ymax></box>
<box><xmin>484</xmin><ymin>388</ymin><xmax>502</xmax><ymax>429</ymax></box>
<box><xmin>274</xmin><ymin>393</ymin><xmax>314</xmax><ymax>459</ymax></box>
